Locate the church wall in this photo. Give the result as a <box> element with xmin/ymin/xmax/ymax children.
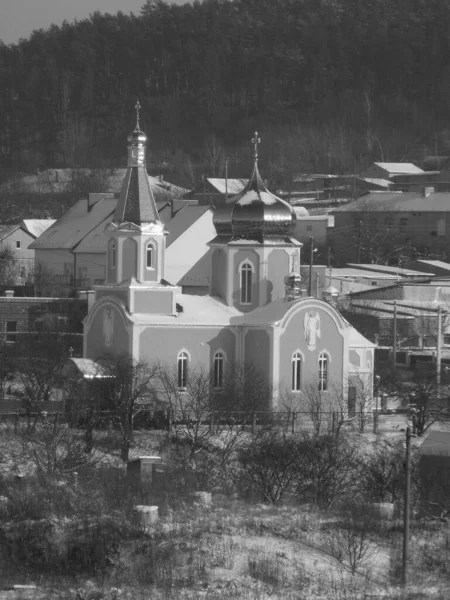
<box><xmin>279</xmin><ymin>305</ymin><xmax>344</xmax><ymax>393</ymax></box>
<box><xmin>139</xmin><ymin>326</ymin><xmax>236</xmax><ymax>371</ymax></box>
<box><xmin>210</xmin><ymin>248</ymin><xmax>227</xmax><ymax>300</ymax></box>
<box><xmin>133</xmin><ymin>289</ymin><xmax>174</xmax><ymax>314</ymax></box>
<box><xmin>85</xmin><ymin>303</ymin><xmax>130</xmax><ymax>359</ymax></box>
<box><xmin>244</xmin><ymin>329</ymin><xmax>272</xmax><ymax>403</ymax></box>
<box><xmin>122</xmin><ymin>237</ymin><xmax>138</xmax><ymax>280</ymax></box>
<box><xmin>232</xmin><ymin>249</ymin><xmax>260</xmax><ymax>312</ymax></box>
<box><xmin>267</xmin><ymin>249</ymin><xmax>290</xmax><ymax>302</ymax></box>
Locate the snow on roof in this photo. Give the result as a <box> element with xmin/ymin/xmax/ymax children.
<box><xmin>374</xmin><ymin>162</ymin><xmax>424</xmax><ymax>175</ymax></box>
<box><xmin>359</xmin><ymin>177</ymin><xmax>392</xmax><ymax>188</ymax></box>
<box><xmin>131</xmin><ymin>294</ymin><xmax>242</xmax><ymax>326</ymax></box>
<box><xmin>331</xmin><ymin>268</ymin><xmax>399</xmax><ymax>280</ymax></box>
<box><xmin>346</xmin><ymin>263</ymin><xmax>432</xmax><ymax>276</ymax></box>
<box><xmin>207</xmin><ymin>178</ymin><xmax>248</xmax><ymax>195</ymax></box>
<box><xmin>67</xmin><ymin>358</ymin><xmax>111</xmax><ymax>379</ymax></box>
<box><xmin>21</xmin><ymin>219</ymin><xmax>56</xmax><ymax>238</ymax></box>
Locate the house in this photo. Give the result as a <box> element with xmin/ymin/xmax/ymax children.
<box><xmin>183</xmin><ymin>178</ymin><xmax>248</xmax><ymax>206</ymax></box>
<box><xmin>82</xmin><ymin>117</ymin><xmax>375</xmax><ymax>413</ymax></box>
<box><xmin>292</xmin><ymin>213</ymin><xmax>334</xmax><ymax>250</ymax></box>
<box><xmin>0</xmin><ymin>219</ymin><xmax>55</xmax><ymax>284</ymax></box>
<box><xmin>330</xmin><ymin>190</ymin><xmax>450</xmax><ymax>265</ymax></box>
<box><xmin>361</xmin><ymin>162</ymin><xmax>424</xmax><ymax>180</ymax></box>
<box><xmin>30</xmin><ymin>186</ymin><xmax>195</xmax><ymax>296</ymax></box>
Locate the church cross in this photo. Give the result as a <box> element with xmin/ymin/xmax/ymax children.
<box><xmin>135</xmin><ymin>98</ymin><xmax>141</xmax><ymax>129</ymax></box>
<box><xmin>252</xmin><ymin>131</ymin><xmax>261</xmax><ymax>162</ymax></box>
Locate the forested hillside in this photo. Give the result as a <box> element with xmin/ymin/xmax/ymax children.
<box><xmin>2</xmin><ymin>0</ymin><xmax>450</xmax><ymax>186</ymax></box>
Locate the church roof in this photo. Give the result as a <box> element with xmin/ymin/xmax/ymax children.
<box><xmin>112</xmin><ymin>166</ymin><xmax>159</xmax><ymax>225</ymax></box>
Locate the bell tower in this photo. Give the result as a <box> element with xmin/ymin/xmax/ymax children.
<box><xmin>94</xmin><ymin>101</ymin><xmax>178</xmax><ymax>317</ymax></box>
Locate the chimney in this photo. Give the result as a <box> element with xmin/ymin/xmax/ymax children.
<box><xmin>86</xmin><ymin>290</ymin><xmax>95</xmax><ymax>310</ymax></box>
<box><xmin>4</xmin><ymin>290</ymin><xmax>14</xmax><ymax>298</ymax></box>
<box><xmin>422</xmin><ymin>186</ymin><xmax>435</xmax><ymax>198</ymax></box>
<box><xmin>159</xmin><ymin>174</ymin><xmax>163</xmax><ymax>183</ymax></box>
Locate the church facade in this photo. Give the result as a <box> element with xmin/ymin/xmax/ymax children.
<box><xmin>83</xmin><ymin>113</ymin><xmax>374</xmax><ymax>410</ymax></box>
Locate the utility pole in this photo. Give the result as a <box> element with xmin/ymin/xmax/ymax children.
<box><xmin>437</xmin><ymin>306</ymin><xmax>442</xmax><ymax>388</ymax></box>
<box><xmin>373</xmin><ymin>374</ymin><xmax>380</xmax><ymax>434</ymax></box>
<box><xmin>392</xmin><ymin>300</ymin><xmax>397</xmax><ymax>371</ymax></box>
<box><xmin>308</xmin><ymin>236</ymin><xmax>314</xmax><ymax>297</ymax></box>
<box><xmin>356</xmin><ymin>220</ymin><xmax>362</xmax><ymax>264</ymax></box>
<box><xmin>402</xmin><ymin>426</ymin><xmax>412</xmax><ymax>585</ymax></box>
<box><xmin>327</xmin><ymin>246</ymin><xmax>331</xmax><ymax>269</ymax></box>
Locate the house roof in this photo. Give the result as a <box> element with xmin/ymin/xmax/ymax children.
<box><xmin>374</xmin><ymin>162</ymin><xmax>424</xmax><ymax>175</ymax></box>
<box><xmin>21</xmin><ymin>219</ymin><xmax>56</xmax><ymax>238</ymax></box>
<box><xmin>346</xmin><ymin>263</ymin><xmax>431</xmax><ymax>276</ymax></box>
<box><xmin>29</xmin><ymin>196</ymin><xmax>118</xmax><ymax>251</ymax></box>
<box><xmin>331</xmin><ymin>268</ymin><xmax>399</xmax><ymax>280</ymax></box>
<box><xmin>406</xmin><ymin>259</ymin><xmax>450</xmax><ymax>273</ymax></box>
<box><xmin>66</xmin><ymin>358</ymin><xmax>111</xmax><ymax>379</ymax></box>
<box><xmin>165</xmin><ymin>205</ymin><xmax>211</xmax><ymax>247</ymax></box>
<box><xmin>207</xmin><ymin>178</ymin><xmax>248</xmax><ymax>195</ymax></box>
<box><xmin>332</xmin><ymin>191</ymin><xmax>450</xmax><ymax>213</ymax></box>
<box><xmin>348</xmin><ymin>299</ymin><xmax>435</xmax><ymax>318</ymax></box>
<box><xmin>164</xmin><ymin>208</ymin><xmax>215</xmax><ymax>286</ymax></box>
<box><xmin>177</xmin><ymin>251</ymin><xmax>211</xmax><ymax>287</ymax></box>
<box><xmin>358</xmin><ymin>177</ymin><xmax>392</xmax><ymax>188</ymax></box>
<box><xmin>420</xmin><ymin>430</ymin><xmax>450</xmax><ymax>456</ymax></box>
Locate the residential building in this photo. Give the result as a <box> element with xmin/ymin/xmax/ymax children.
<box><xmin>0</xmin><ymin>219</ymin><xmax>55</xmax><ymax>284</ymax></box>
<box><xmin>330</xmin><ymin>190</ymin><xmax>450</xmax><ymax>265</ymax></box>
<box><xmin>81</xmin><ymin>117</ymin><xmax>374</xmax><ymax>412</ymax></box>
<box><xmin>361</xmin><ymin>162</ymin><xmax>424</xmax><ymax>180</ymax></box>
<box><xmin>30</xmin><ymin>188</ymin><xmax>199</xmax><ymax>297</ymax></box>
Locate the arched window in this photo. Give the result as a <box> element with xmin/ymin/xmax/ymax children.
<box><xmin>240</xmin><ymin>262</ymin><xmax>253</xmax><ymax>304</ymax></box>
<box><xmin>213</xmin><ymin>351</ymin><xmax>225</xmax><ymax>389</ymax></box>
<box><xmin>318</xmin><ymin>352</ymin><xmax>329</xmax><ymax>391</ymax></box>
<box><xmin>110</xmin><ymin>242</ymin><xmax>116</xmax><ymax>268</ymax></box>
<box><xmin>177</xmin><ymin>351</ymin><xmax>189</xmax><ymax>390</ymax></box>
<box><xmin>146</xmin><ymin>243</ymin><xmax>154</xmax><ymax>269</ymax></box>
<box><xmin>292</xmin><ymin>352</ymin><xmax>302</xmax><ymax>391</ymax></box>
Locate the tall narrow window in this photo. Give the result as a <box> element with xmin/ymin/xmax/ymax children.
<box><xmin>177</xmin><ymin>351</ymin><xmax>189</xmax><ymax>389</ymax></box>
<box><xmin>213</xmin><ymin>351</ymin><xmax>225</xmax><ymax>389</ymax></box>
<box><xmin>292</xmin><ymin>352</ymin><xmax>302</xmax><ymax>391</ymax></box>
<box><xmin>111</xmin><ymin>242</ymin><xmax>116</xmax><ymax>268</ymax></box>
<box><xmin>240</xmin><ymin>262</ymin><xmax>253</xmax><ymax>304</ymax></box>
<box><xmin>318</xmin><ymin>352</ymin><xmax>328</xmax><ymax>391</ymax></box>
<box><xmin>146</xmin><ymin>243</ymin><xmax>154</xmax><ymax>268</ymax></box>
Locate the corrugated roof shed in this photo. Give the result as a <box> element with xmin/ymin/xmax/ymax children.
<box><xmin>207</xmin><ymin>178</ymin><xmax>248</xmax><ymax>195</ymax></box>
<box><xmin>346</xmin><ymin>263</ymin><xmax>431</xmax><ymax>276</ymax></box>
<box><xmin>374</xmin><ymin>162</ymin><xmax>424</xmax><ymax>175</ymax></box>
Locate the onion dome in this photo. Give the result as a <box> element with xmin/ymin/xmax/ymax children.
<box><xmin>128</xmin><ymin>128</ymin><xmax>147</xmax><ymax>146</ymax></box>
<box><xmin>212</xmin><ymin>132</ymin><xmax>296</xmax><ymax>243</ymax></box>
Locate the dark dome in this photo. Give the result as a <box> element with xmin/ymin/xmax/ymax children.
<box><xmin>213</xmin><ymin>162</ymin><xmax>295</xmax><ymax>242</ymax></box>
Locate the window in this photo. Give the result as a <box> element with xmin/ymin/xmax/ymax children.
<box><xmin>213</xmin><ymin>351</ymin><xmax>225</xmax><ymax>389</ymax></box>
<box><xmin>306</xmin><ymin>225</ymin><xmax>312</xmax><ymax>232</ymax></box>
<box><xmin>240</xmin><ymin>262</ymin><xmax>253</xmax><ymax>304</ymax></box>
<box><xmin>146</xmin><ymin>243</ymin><xmax>154</xmax><ymax>269</ymax></box>
<box><xmin>16</xmin><ymin>240</ymin><xmax>21</xmax><ymax>249</ymax></box>
<box><xmin>177</xmin><ymin>351</ymin><xmax>189</xmax><ymax>389</ymax></box>
<box><xmin>444</xmin><ymin>334</ymin><xmax>450</xmax><ymax>346</ymax></box>
<box><xmin>318</xmin><ymin>352</ymin><xmax>328</xmax><ymax>391</ymax></box>
<box><xmin>399</xmin><ymin>217</ymin><xmax>408</xmax><ymax>230</ymax></box>
<box><xmin>6</xmin><ymin>321</ymin><xmax>17</xmax><ymax>343</ymax></box>
<box><xmin>110</xmin><ymin>242</ymin><xmax>116</xmax><ymax>268</ymax></box>
<box><xmin>292</xmin><ymin>352</ymin><xmax>302</xmax><ymax>391</ymax></box>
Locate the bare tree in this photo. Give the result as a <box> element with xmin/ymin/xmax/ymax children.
<box><xmin>203</xmin><ymin>134</ymin><xmax>225</xmax><ymax>177</ymax></box>
<box><xmin>396</xmin><ymin>372</ymin><xmax>445</xmax><ymax>436</ymax></box>
<box><xmin>99</xmin><ymin>354</ymin><xmax>160</xmax><ymax>461</ymax></box>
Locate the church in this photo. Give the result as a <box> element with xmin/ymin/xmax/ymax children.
<box><xmin>83</xmin><ymin>109</ymin><xmax>375</xmax><ymax>410</ymax></box>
